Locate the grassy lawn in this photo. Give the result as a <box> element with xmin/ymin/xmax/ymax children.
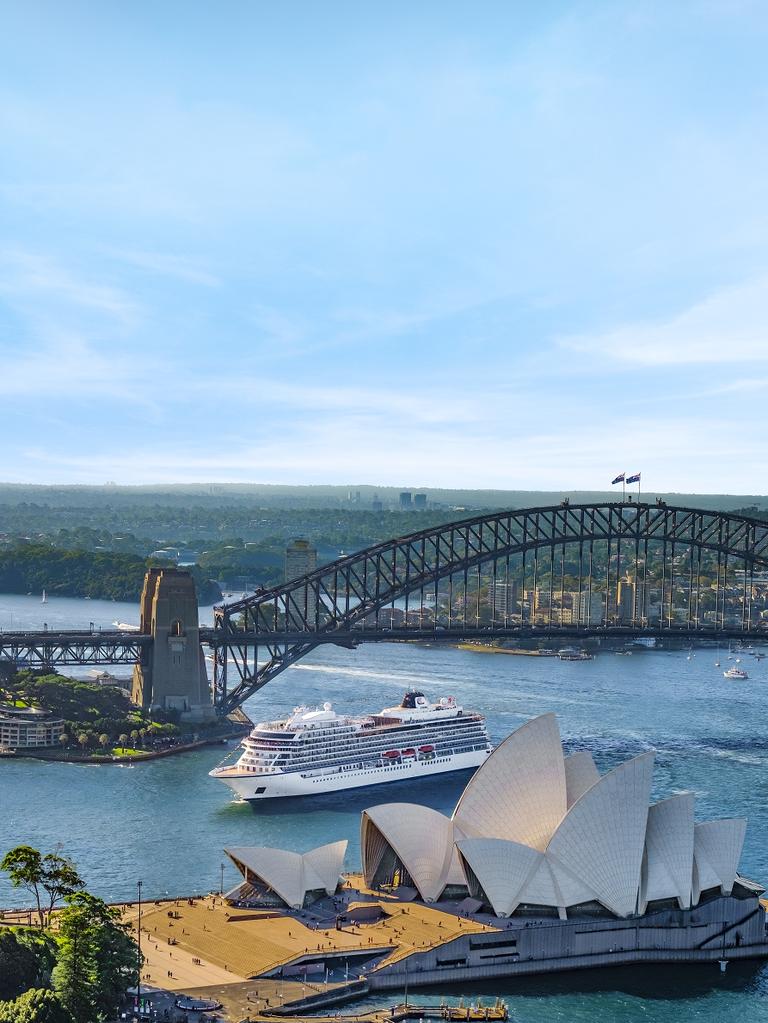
<box><xmin>110</xmin><ymin>746</ymin><xmax>145</xmax><ymax>757</ymax></box>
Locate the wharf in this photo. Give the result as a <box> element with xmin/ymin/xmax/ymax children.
<box><xmin>456</xmin><ymin>643</ymin><xmax>554</xmax><ymax>656</ymax></box>
<box><xmin>260</xmin><ymin>1001</ymin><xmax>508</xmax><ymax>1022</ymax></box>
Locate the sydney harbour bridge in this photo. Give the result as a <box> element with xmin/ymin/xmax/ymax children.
<box><xmin>2</xmin><ymin>500</ymin><xmax>768</xmax><ymax>715</ymax></box>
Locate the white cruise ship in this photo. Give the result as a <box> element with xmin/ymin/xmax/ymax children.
<box><xmin>209</xmin><ymin>691</ymin><xmax>492</xmax><ymax>801</ymax></box>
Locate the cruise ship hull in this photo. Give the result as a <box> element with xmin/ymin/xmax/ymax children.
<box><xmin>216</xmin><ymin>747</ymin><xmax>490</xmax><ymax>801</ymax></box>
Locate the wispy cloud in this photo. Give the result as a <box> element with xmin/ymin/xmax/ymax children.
<box><xmin>101</xmin><ymin>248</ymin><xmax>220</xmax><ymax>287</ymax></box>
<box><xmin>0</xmin><ymin>248</ymin><xmax>138</xmax><ymax>325</ymax></box>
<box><xmin>559</xmin><ymin>274</ymin><xmax>768</xmax><ymax>366</ymax></box>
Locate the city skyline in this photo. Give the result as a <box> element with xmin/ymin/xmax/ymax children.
<box><xmin>3</xmin><ymin>2</ymin><xmax>768</xmax><ymax>491</ymax></box>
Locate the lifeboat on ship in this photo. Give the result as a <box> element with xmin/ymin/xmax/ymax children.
<box><xmin>401</xmin><ymin>748</ymin><xmax>416</xmax><ymax>758</ymax></box>
<box><xmin>383</xmin><ymin>750</ymin><xmax>400</xmax><ymax>759</ymax></box>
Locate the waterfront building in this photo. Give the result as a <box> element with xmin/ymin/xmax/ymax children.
<box><xmin>0</xmin><ymin>705</ymin><xmax>65</xmax><ymax>750</ymax></box>
<box><xmin>224</xmin><ymin>841</ymin><xmax>347</xmax><ymax>909</ymax></box>
<box><xmin>284</xmin><ymin>538</ymin><xmax>318</xmax><ymax>581</ymax></box>
<box><xmin>362</xmin><ymin>713</ymin><xmax>752</xmax><ymax>919</ymax></box>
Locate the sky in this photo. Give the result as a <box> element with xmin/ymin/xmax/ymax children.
<box><xmin>2</xmin><ymin>0</ymin><xmax>768</xmax><ymax>492</ymax></box>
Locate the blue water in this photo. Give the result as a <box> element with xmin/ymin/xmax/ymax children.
<box><xmin>2</xmin><ymin>594</ymin><xmax>768</xmax><ymax>1020</ymax></box>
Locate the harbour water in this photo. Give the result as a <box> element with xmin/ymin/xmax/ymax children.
<box><xmin>2</xmin><ymin>593</ymin><xmax>768</xmax><ymax>1020</ymax></box>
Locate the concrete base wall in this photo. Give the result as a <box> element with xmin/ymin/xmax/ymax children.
<box><xmin>367</xmin><ymin>943</ymin><xmax>768</xmax><ymax>990</ymax></box>
<box><xmin>368</xmin><ymin>892</ymin><xmax>768</xmax><ymax>990</ymax></box>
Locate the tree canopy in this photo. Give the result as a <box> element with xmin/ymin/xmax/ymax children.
<box><xmin>0</xmin><ymin>847</ymin><xmax>139</xmax><ymax>1023</ymax></box>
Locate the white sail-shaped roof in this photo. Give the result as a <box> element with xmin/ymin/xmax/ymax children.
<box><xmin>453</xmin><ymin>713</ymin><xmax>567</xmax><ymax>850</ymax></box>
<box><xmin>641</xmin><ymin>793</ymin><xmax>694</xmax><ymax>910</ymax></box>
<box><xmin>693</xmin><ymin>819</ymin><xmax>747</xmax><ymax>898</ymax></box>
<box><xmin>547</xmin><ymin>858</ymin><xmax>601</xmax><ymax>908</ymax></box>
<box><xmin>226</xmin><ymin>846</ymin><xmax>306</xmax><ymax>908</ymax></box>
<box><xmin>361</xmin><ymin>803</ymin><xmax>455</xmax><ymax>902</ymax></box>
<box><xmin>457</xmin><ymin>838</ymin><xmax>542</xmax><ymax>917</ymax></box>
<box><xmin>303</xmin><ymin>840</ymin><xmax>348</xmax><ymax>894</ymax></box>
<box><xmin>564</xmin><ymin>750</ymin><xmax>600</xmax><ymax>807</ymax></box>
<box><xmin>355</xmin><ymin>712</ymin><xmax>751</xmax><ymax>921</ymax></box>
<box><xmin>225</xmin><ymin>840</ymin><xmax>347</xmax><ymax>909</ymax></box>
<box><xmin>546</xmin><ymin>752</ymin><xmax>655</xmax><ymax>917</ymax></box>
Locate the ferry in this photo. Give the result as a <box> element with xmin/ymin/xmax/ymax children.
<box><xmin>558</xmin><ymin>647</ymin><xmax>593</xmax><ymax>661</ymax></box>
<box><xmin>209</xmin><ymin>691</ymin><xmax>492</xmax><ymax>801</ymax></box>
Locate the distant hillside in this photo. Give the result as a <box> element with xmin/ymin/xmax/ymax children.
<box><xmin>0</xmin><ymin>482</ymin><xmax>765</xmax><ymax>512</ymax></box>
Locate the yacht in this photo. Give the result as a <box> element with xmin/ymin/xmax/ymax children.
<box><xmin>724</xmin><ymin>666</ymin><xmax>749</xmax><ymax>680</ymax></box>
<box><xmin>210</xmin><ymin>691</ymin><xmax>492</xmax><ymax>801</ymax></box>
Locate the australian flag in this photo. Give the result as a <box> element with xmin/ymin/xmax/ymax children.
<box><xmin>626</xmin><ymin>472</ymin><xmax>641</xmax><ymax>484</ymax></box>
<box><xmin>611</xmin><ymin>473</ymin><xmax>625</xmax><ymax>485</ymax></box>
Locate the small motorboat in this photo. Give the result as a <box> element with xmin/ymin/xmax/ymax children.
<box><xmin>724</xmin><ymin>666</ymin><xmax>749</xmax><ymax>680</ymax></box>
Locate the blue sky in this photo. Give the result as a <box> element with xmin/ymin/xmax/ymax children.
<box><xmin>2</xmin><ymin>1</ymin><xmax>768</xmax><ymax>491</ymax></box>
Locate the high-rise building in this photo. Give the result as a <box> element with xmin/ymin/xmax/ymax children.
<box><xmin>572</xmin><ymin>590</ymin><xmax>605</xmax><ymax>625</ymax></box>
<box><xmin>617</xmin><ymin>579</ymin><xmax>636</xmax><ymax>622</ymax></box>
<box><xmin>489</xmin><ymin>580</ymin><xmax>518</xmax><ymax>621</ymax></box>
<box><xmin>399</xmin><ymin>492</ymin><xmax>412</xmax><ymax>509</ymax></box>
<box><xmin>414</xmin><ymin>493</ymin><xmax>427</xmax><ymax>509</ymax></box>
<box><xmin>285</xmin><ymin>539</ymin><xmax>318</xmax><ymax>581</ymax></box>
<box><xmin>372</xmin><ymin>496</ymin><xmax>383</xmax><ymax>512</ymax></box>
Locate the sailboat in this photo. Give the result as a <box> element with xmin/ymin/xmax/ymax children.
<box><xmin>41</xmin><ymin>589</ymin><xmax>48</xmax><ymax>604</ymax></box>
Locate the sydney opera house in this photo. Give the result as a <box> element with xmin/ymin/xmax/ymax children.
<box><xmin>362</xmin><ymin>713</ymin><xmax>752</xmax><ymax>920</ymax></box>
<box><xmin>217</xmin><ymin>714</ymin><xmax>767</xmax><ymax>989</ymax></box>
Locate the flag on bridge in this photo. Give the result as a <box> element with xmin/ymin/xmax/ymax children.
<box><xmin>627</xmin><ymin>472</ymin><xmax>641</xmax><ymax>484</ymax></box>
<box><xmin>611</xmin><ymin>473</ymin><xmax>625</xmax><ymax>485</ymax></box>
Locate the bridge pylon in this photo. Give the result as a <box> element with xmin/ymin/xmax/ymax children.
<box><xmin>131</xmin><ymin>568</ymin><xmax>215</xmax><ymax>722</ymax></box>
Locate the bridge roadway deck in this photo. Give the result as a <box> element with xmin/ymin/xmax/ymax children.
<box><xmin>202</xmin><ymin>625</ymin><xmax>768</xmax><ymax>646</ymax></box>
<box><xmin>0</xmin><ymin>624</ymin><xmax>766</xmax><ymax>669</ymax></box>
<box><xmin>0</xmin><ymin>629</ymin><xmax>152</xmax><ymax>667</ymax></box>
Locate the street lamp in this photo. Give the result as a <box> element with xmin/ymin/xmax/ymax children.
<box><xmin>136</xmin><ymin>880</ymin><xmax>143</xmax><ymax>1020</ymax></box>
<box><xmin>220</xmin><ymin>862</ymin><xmax>225</xmax><ymax>896</ymax></box>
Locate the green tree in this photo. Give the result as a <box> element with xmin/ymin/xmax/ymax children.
<box><xmin>53</xmin><ymin>892</ymin><xmax>138</xmax><ymax>1023</ymax></box>
<box><xmin>0</xmin><ymin>929</ymin><xmax>56</xmax><ymax>1000</ymax></box>
<box><xmin>1</xmin><ymin>847</ymin><xmax>45</xmax><ymax>926</ymax></box>
<box><xmin>98</xmin><ymin>734</ymin><xmax>109</xmax><ymax>751</ymax></box>
<box><xmin>57</xmin><ymin>734</ymin><xmax>68</xmax><ymax>749</ymax></box>
<box><xmin>77</xmin><ymin>733</ymin><xmax>88</xmax><ymax>752</ymax></box>
<box><xmin>40</xmin><ymin>854</ymin><xmax>85</xmax><ymax>923</ymax></box>
<box><xmin>0</xmin><ymin>847</ymin><xmax>84</xmax><ymax>928</ymax></box>
<box><xmin>0</xmin><ymin>988</ymin><xmax>70</xmax><ymax>1023</ymax></box>
<box><xmin>118</xmin><ymin>733</ymin><xmax>128</xmax><ymax>748</ymax></box>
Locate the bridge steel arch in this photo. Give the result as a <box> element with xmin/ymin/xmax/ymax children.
<box><xmin>212</xmin><ymin>502</ymin><xmax>768</xmax><ymax>713</ymax></box>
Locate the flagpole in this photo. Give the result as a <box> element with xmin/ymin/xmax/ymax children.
<box><xmin>622</xmin><ymin>478</ymin><xmax>626</xmax><ymax>502</ymax></box>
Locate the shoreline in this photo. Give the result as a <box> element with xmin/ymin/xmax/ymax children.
<box><xmin>0</xmin><ymin>729</ymin><xmax>247</xmax><ymax>765</ymax></box>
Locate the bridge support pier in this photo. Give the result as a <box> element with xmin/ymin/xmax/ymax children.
<box><xmin>131</xmin><ymin>568</ymin><xmax>215</xmax><ymax>722</ymax></box>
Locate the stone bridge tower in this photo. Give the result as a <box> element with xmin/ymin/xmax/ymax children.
<box><xmin>131</xmin><ymin>568</ymin><xmax>215</xmax><ymax>721</ymax></box>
